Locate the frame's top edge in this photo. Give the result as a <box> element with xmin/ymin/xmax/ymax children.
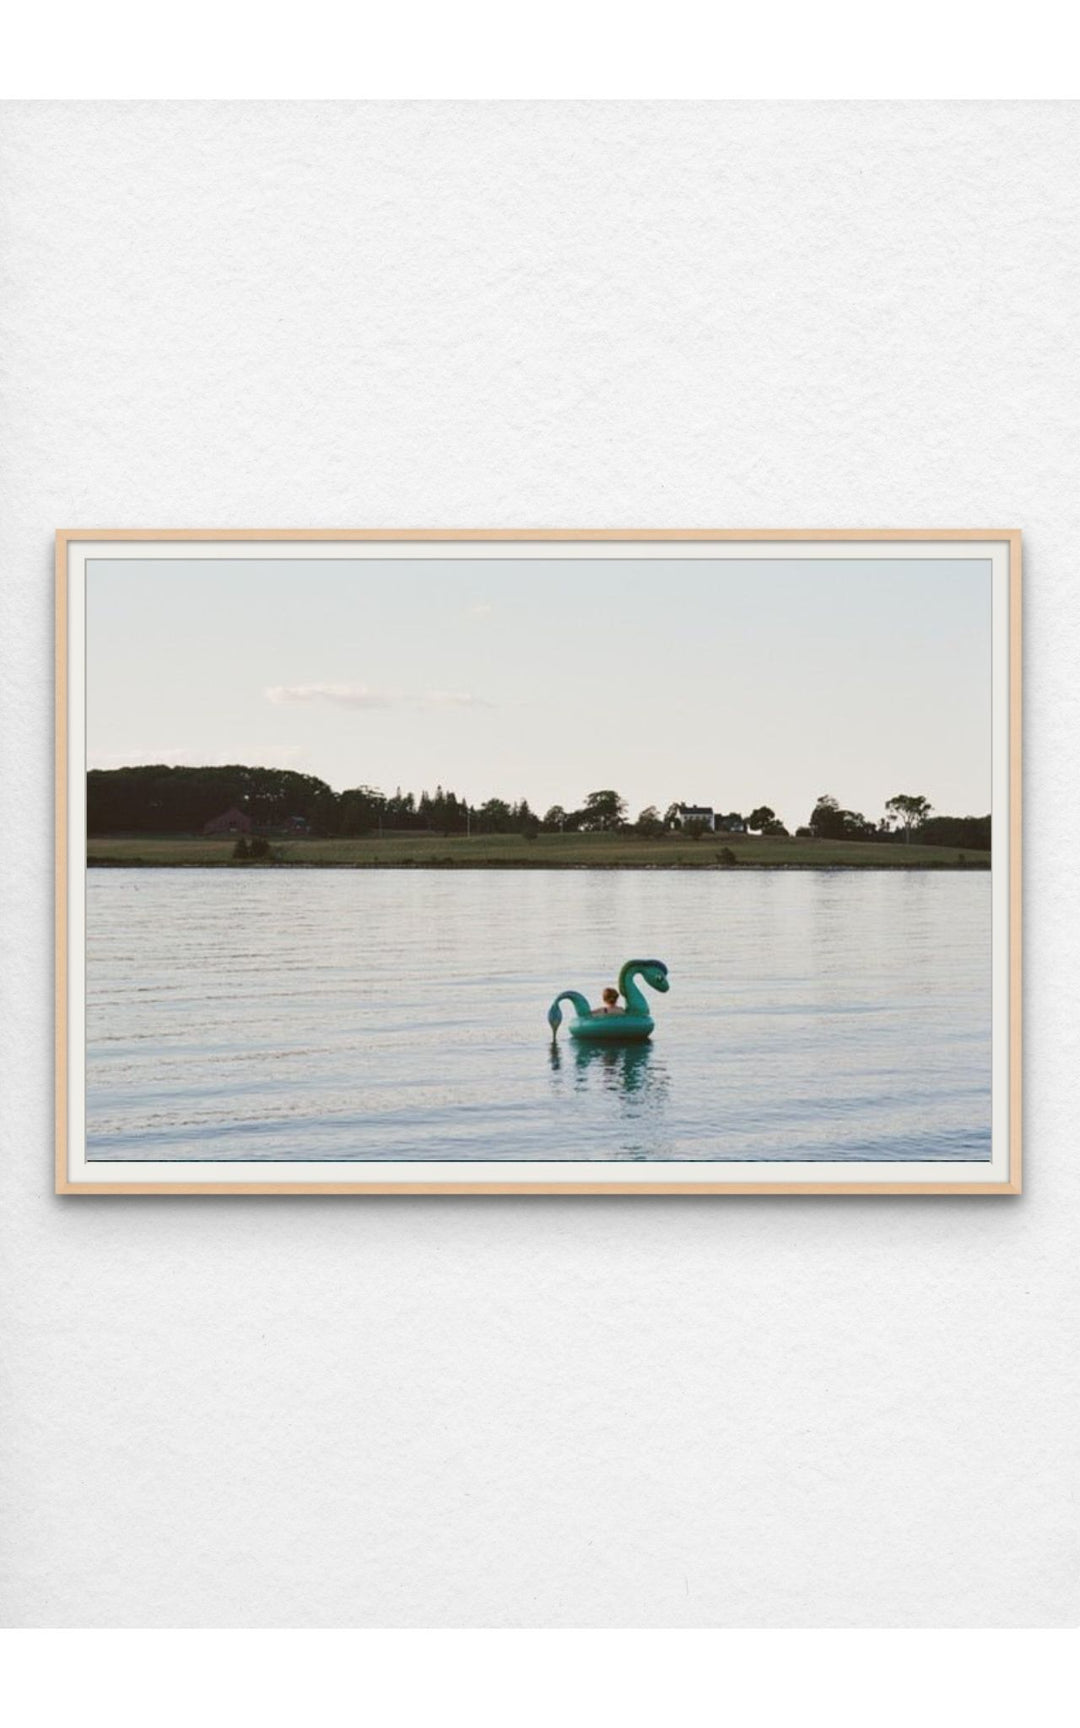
<box><xmin>56</xmin><ymin>528</ymin><xmax>1024</xmax><ymax>544</ymax></box>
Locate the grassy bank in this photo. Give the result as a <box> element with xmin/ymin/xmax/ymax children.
<box><xmin>87</xmin><ymin>832</ymin><xmax>990</xmax><ymax>870</ymax></box>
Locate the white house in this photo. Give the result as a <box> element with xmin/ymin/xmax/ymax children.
<box><xmin>670</xmin><ymin>803</ymin><xmax>716</xmax><ymax>831</ymax></box>
<box><xmin>669</xmin><ymin>803</ymin><xmax>749</xmax><ymax>834</ymax></box>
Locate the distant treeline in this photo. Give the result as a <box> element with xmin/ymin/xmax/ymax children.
<box><xmin>86</xmin><ymin>766</ymin><xmax>991</xmax><ymax>850</ymax></box>
<box><xmin>800</xmin><ymin>794</ymin><xmax>990</xmax><ymax>852</ymax></box>
<box><xmin>87</xmin><ymin>766</ymin><xmax>534</xmax><ymax>838</ymax></box>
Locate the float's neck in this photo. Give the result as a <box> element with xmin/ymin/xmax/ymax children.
<box><xmin>617</xmin><ymin>962</ymin><xmax>649</xmax><ymax>1016</ymax></box>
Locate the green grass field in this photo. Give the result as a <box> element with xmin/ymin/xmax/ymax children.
<box><xmin>87</xmin><ymin>831</ymin><xmax>990</xmax><ymax>870</ymax></box>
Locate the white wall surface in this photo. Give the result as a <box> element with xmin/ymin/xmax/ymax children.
<box><xmin>1</xmin><ymin>101</ymin><xmax>1077</xmax><ymax>1628</ymax></box>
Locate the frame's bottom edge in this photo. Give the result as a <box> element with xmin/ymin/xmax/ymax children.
<box><xmin>56</xmin><ymin>1179</ymin><xmax>1022</xmax><ymax>1196</ymax></box>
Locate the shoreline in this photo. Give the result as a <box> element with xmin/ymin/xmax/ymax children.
<box><xmin>86</xmin><ymin>833</ymin><xmax>990</xmax><ymax>872</ymax></box>
<box><xmin>87</xmin><ymin>857</ymin><xmax>990</xmax><ymax>872</ymax></box>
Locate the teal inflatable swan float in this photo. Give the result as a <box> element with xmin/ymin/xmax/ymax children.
<box><xmin>547</xmin><ymin>959</ymin><xmax>670</xmax><ymax>1044</ymax></box>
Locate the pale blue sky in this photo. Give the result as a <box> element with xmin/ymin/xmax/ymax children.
<box><xmin>86</xmin><ymin>557</ymin><xmax>992</xmax><ymax>827</ymax></box>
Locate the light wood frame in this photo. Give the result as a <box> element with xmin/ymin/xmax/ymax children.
<box><xmin>57</xmin><ymin>529</ymin><xmax>1022</xmax><ymax>1196</ymax></box>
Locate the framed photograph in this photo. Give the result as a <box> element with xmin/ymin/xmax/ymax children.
<box><xmin>56</xmin><ymin>530</ymin><xmax>1021</xmax><ymax>1195</ymax></box>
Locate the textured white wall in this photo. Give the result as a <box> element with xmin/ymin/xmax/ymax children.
<box><xmin>1</xmin><ymin>102</ymin><xmax>1077</xmax><ymax>1628</ymax></box>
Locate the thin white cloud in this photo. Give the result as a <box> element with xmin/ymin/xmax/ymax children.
<box><xmin>467</xmin><ymin>603</ymin><xmax>494</xmax><ymax>618</ymax></box>
<box><xmin>265</xmin><ymin>682</ymin><xmax>492</xmax><ymax>712</ymax></box>
<box><xmin>265</xmin><ymin>683</ymin><xmax>395</xmax><ymax>709</ymax></box>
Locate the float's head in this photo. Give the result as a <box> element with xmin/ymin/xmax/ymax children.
<box><xmin>639</xmin><ymin>959</ymin><xmax>670</xmax><ymax>994</ymax></box>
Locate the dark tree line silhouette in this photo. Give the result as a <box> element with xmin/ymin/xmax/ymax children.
<box><xmin>87</xmin><ymin>766</ymin><xmax>990</xmax><ymax>851</ymax></box>
<box><xmin>87</xmin><ymin>766</ymin><xmax>538</xmax><ymax>838</ymax></box>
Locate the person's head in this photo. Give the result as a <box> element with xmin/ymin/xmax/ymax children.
<box><xmin>602</xmin><ymin>987</ymin><xmax>619</xmax><ymax>1006</ymax></box>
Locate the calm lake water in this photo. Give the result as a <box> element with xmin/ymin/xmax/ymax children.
<box><xmin>85</xmin><ymin>869</ymin><xmax>991</xmax><ymax>1163</ymax></box>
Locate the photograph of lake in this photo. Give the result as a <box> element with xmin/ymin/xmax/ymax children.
<box><xmin>60</xmin><ymin>532</ymin><xmax>1016</xmax><ymax>1192</ymax></box>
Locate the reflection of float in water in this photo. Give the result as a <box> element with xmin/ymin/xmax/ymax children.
<box><xmin>548</xmin><ymin>1036</ymin><xmax>671</xmax><ymax>1113</ymax></box>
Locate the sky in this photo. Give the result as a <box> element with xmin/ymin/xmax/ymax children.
<box><xmin>85</xmin><ymin>556</ymin><xmax>993</xmax><ymax>828</ymax></box>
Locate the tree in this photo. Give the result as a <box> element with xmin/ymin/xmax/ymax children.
<box><xmin>542</xmin><ymin>805</ymin><xmax>567</xmax><ymax>832</ymax></box>
<box><xmin>476</xmin><ymin>797</ymin><xmax>513</xmax><ymax>833</ymax></box>
<box><xmin>581</xmin><ymin>789</ymin><xmax>627</xmax><ymax>831</ymax></box>
<box><xmin>808</xmin><ymin>794</ymin><xmax>841</xmax><ymax>837</ymax></box>
<box><xmin>748</xmin><ymin>805</ymin><xmax>789</xmax><ymax>837</ymax></box>
<box><xmin>683</xmin><ymin>818</ymin><xmax>709</xmax><ymax>841</ymax></box>
<box><xmin>513</xmin><ymin>798</ymin><xmax>539</xmax><ymax>838</ymax></box>
<box><xmin>635</xmin><ymin>805</ymin><xmax>665</xmax><ymax>838</ymax></box>
<box><xmin>919</xmin><ymin>813</ymin><xmax>990</xmax><ymax>852</ymax></box>
<box><xmin>437</xmin><ymin>789</ymin><xmax>466</xmax><ymax>835</ymax></box>
<box><xmin>385</xmin><ymin>787</ymin><xmax>418</xmax><ymax>829</ymax></box>
<box><xmin>338</xmin><ymin>785</ymin><xmax>385</xmax><ymax>836</ymax></box>
<box><xmin>885</xmin><ymin>794</ymin><xmax>932</xmax><ymax>842</ymax></box>
<box><xmin>809</xmin><ymin>795</ymin><xmax>874</xmax><ymax>841</ymax></box>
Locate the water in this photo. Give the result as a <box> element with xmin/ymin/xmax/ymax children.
<box><xmin>85</xmin><ymin>869</ymin><xmax>991</xmax><ymax>1163</ymax></box>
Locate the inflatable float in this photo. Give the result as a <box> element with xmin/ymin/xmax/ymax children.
<box><xmin>547</xmin><ymin>958</ymin><xmax>670</xmax><ymax>1043</ymax></box>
